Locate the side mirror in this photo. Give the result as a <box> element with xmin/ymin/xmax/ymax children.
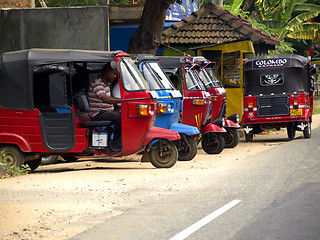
<box><xmin>309</xmin><ymin>64</ymin><xmax>317</xmax><ymax>75</ymax></box>
<box><xmin>310</xmin><ymin>76</ymin><xmax>315</xmax><ymax>92</ymax></box>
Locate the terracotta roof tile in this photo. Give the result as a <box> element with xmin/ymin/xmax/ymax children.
<box><xmin>161</xmin><ymin>2</ymin><xmax>279</xmax><ymax>47</ymax></box>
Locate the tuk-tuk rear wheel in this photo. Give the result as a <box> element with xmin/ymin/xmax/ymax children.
<box><xmin>178</xmin><ymin>135</ymin><xmax>198</xmax><ymax>161</ymax></box>
<box><xmin>245</xmin><ymin>133</ymin><xmax>253</xmax><ymax>142</ymax></box>
<box><xmin>201</xmin><ymin>133</ymin><xmax>225</xmax><ymax>154</ymax></box>
<box><xmin>0</xmin><ymin>146</ymin><xmax>24</xmax><ymax>168</ymax></box>
<box><xmin>303</xmin><ymin>121</ymin><xmax>311</xmax><ymax>138</ymax></box>
<box><xmin>286</xmin><ymin>125</ymin><xmax>296</xmax><ymax>139</ymax></box>
<box><xmin>224</xmin><ymin>128</ymin><xmax>239</xmax><ymax>148</ymax></box>
<box><xmin>149</xmin><ymin>140</ymin><xmax>178</xmax><ymax>168</ymax></box>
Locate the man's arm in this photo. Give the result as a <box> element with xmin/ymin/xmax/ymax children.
<box><xmin>100</xmin><ymin>95</ymin><xmax>121</xmax><ymax>104</ymax></box>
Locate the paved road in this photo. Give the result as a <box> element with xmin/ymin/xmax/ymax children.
<box><xmin>71</xmin><ymin>128</ymin><xmax>320</xmax><ymax>240</ymax></box>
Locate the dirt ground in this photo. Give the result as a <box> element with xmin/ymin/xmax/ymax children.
<box><xmin>1</xmin><ymin>115</ymin><xmax>320</xmax><ymax>240</ymax></box>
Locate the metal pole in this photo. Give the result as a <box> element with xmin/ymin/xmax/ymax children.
<box><xmin>107</xmin><ymin>0</ymin><xmax>110</xmax><ymax>51</ymax></box>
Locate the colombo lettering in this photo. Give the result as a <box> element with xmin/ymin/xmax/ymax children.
<box><xmin>255</xmin><ymin>58</ymin><xmax>287</xmax><ymax>68</ymax></box>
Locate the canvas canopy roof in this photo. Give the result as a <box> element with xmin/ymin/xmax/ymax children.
<box><xmin>243</xmin><ymin>54</ymin><xmax>312</xmax><ymax>96</ymax></box>
<box><xmin>0</xmin><ymin>49</ymin><xmax>123</xmax><ymax>110</ymax></box>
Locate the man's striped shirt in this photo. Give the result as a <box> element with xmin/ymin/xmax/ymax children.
<box><xmin>88</xmin><ymin>77</ymin><xmax>114</xmax><ymax>117</ymax></box>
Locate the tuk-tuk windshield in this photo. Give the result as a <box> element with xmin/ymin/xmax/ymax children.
<box><xmin>120</xmin><ymin>58</ymin><xmax>150</xmax><ymax>91</ymax></box>
<box><xmin>142</xmin><ymin>62</ymin><xmax>175</xmax><ymax>91</ymax></box>
<box><xmin>185</xmin><ymin>68</ymin><xmax>206</xmax><ymax>91</ymax></box>
<box><xmin>199</xmin><ymin>68</ymin><xmax>222</xmax><ymax>88</ymax></box>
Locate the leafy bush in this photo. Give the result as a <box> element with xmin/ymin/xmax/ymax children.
<box><xmin>0</xmin><ymin>150</ymin><xmax>30</xmax><ymax>178</ymax></box>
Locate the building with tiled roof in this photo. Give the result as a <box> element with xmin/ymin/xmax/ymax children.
<box><xmin>161</xmin><ymin>1</ymin><xmax>279</xmax><ymax>53</ymax></box>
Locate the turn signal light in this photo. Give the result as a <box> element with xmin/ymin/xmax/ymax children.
<box><xmin>211</xmin><ymin>96</ymin><xmax>218</xmax><ymax>102</ymax></box>
<box><xmin>159</xmin><ymin>103</ymin><xmax>167</xmax><ymax>113</ymax></box>
<box><xmin>248</xmin><ymin>102</ymin><xmax>254</xmax><ymax>111</ymax></box>
<box><xmin>193</xmin><ymin>99</ymin><xmax>205</xmax><ymax>105</ymax></box>
<box><xmin>293</xmin><ymin>99</ymin><xmax>299</xmax><ymax>109</ymax></box>
<box><xmin>137</xmin><ymin>104</ymin><xmax>150</xmax><ymax>116</ymax></box>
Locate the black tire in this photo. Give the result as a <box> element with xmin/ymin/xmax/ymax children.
<box><xmin>62</xmin><ymin>156</ymin><xmax>79</xmax><ymax>162</ymax></box>
<box><xmin>201</xmin><ymin>132</ymin><xmax>225</xmax><ymax>154</ymax></box>
<box><xmin>286</xmin><ymin>125</ymin><xmax>296</xmax><ymax>139</ymax></box>
<box><xmin>149</xmin><ymin>140</ymin><xmax>178</xmax><ymax>168</ymax></box>
<box><xmin>41</xmin><ymin>155</ymin><xmax>59</xmax><ymax>165</ymax></box>
<box><xmin>224</xmin><ymin>128</ymin><xmax>239</xmax><ymax>148</ymax></box>
<box><xmin>178</xmin><ymin>135</ymin><xmax>198</xmax><ymax>161</ymax></box>
<box><xmin>303</xmin><ymin>121</ymin><xmax>311</xmax><ymax>138</ymax></box>
<box><xmin>26</xmin><ymin>158</ymin><xmax>41</xmax><ymax>171</ymax></box>
<box><xmin>0</xmin><ymin>146</ymin><xmax>24</xmax><ymax>168</ymax></box>
<box><xmin>245</xmin><ymin>133</ymin><xmax>253</xmax><ymax>142</ymax></box>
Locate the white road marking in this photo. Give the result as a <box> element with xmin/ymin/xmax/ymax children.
<box><xmin>169</xmin><ymin>200</ymin><xmax>241</xmax><ymax>240</ymax></box>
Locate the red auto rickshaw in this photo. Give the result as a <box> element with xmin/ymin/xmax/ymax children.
<box><xmin>194</xmin><ymin>57</ymin><xmax>241</xmax><ymax>148</ymax></box>
<box><xmin>0</xmin><ymin>49</ymin><xmax>180</xmax><ymax>170</ymax></box>
<box><xmin>242</xmin><ymin>54</ymin><xmax>316</xmax><ymax>141</ymax></box>
<box><xmin>158</xmin><ymin>56</ymin><xmax>227</xmax><ymax>154</ymax></box>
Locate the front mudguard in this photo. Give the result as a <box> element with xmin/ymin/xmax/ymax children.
<box><xmin>143</xmin><ymin>126</ymin><xmax>180</xmax><ymax>146</ymax></box>
<box><xmin>225</xmin><ymin>118</ymin><xmax>240</xmax><ymax>128</ymax></box>
<box><xmin>202</xmin><ymin>123</ymin><xmax>227</xmax><ymax>135</ymax></box>
<box><xmin>169</xmin><ymin>122</ymin><xmax>200</xmax><ymax>136</ymax></box>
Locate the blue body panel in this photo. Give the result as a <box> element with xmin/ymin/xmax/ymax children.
<box><xmin>137</xmin><ymin>60</ymin><xmax>199</xmax><ymax>136</ymax></box>
<box><xmin>169</xmin><ymin>122</ymin><xmax>199</xmax><ymax>136</ymax></box>
<box><xmin>154</xmin><ymin>90</ymin><xmax>199</xmax><ymax>135</ymax></box>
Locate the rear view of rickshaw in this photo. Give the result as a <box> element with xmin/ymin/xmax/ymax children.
<box><xmin>242</xmin><ymin>54</ymin><xmax>316</xmax><ymax>141</ymax></box>
<box><xmin>193</xmin><ymin>57</ymin><xmax>241</xmax><ymax>148</ymax></box>
<box><xmin>132</xmin><ymin>54</ymin><xmax>199</xmax><ymax>161</ymax></box>
<box><xmin>158</xmin><ymin>56</ymin><xmax>227</xmax><ymax>154</ymax></box>
<box><xmin>0</xmin><ymin>49</ymin><xmax>180</xmax><ymax>170</ymax></box>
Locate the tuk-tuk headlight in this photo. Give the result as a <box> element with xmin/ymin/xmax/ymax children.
<box><xmin>159</xmin><ymin>103</ymin><xmax>167</xmax><ymax>113</ymax></box>
<box><xmin>227</xmin><ymin>113</ymin><xmax>240</xmax><ymax>123</ymax></box>
<box><xmin>193</xmin><ymin>99</ymin><xmax>205</xmax><ymax>105</ymax></box>
<box><xmin>167</xmin><ymin>103</ymin><xmax>174</xmax><ymax>113</ymax></box>
<box><xmin>212</xmin><ymin>117</ymin><xmax>225</xmax><ymax>127</ymax></box>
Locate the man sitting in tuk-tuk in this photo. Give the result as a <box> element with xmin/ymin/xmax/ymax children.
<box><xmin>88</xmin><ymin>63</ymin><xmax>122</xmax><ymax>150</ymax></box>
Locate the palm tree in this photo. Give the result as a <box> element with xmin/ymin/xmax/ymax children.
<box><xmin>255</xmin><ymin>0</ymin><xmax>320</xmax><ymax>42</ymax></box>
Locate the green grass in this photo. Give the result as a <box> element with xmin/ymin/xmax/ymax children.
<box><xmin>314</xmin><ymin>96</ymin><xmax>320</xmax><ymax>115</ymax></box>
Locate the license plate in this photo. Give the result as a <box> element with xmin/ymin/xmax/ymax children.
<box><xmin>290</xmin><ymin>109</ymin><xmax>302</xmax><ymax>116</ymax></box>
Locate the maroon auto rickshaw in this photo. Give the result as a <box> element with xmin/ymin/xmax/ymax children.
<box><xmin>158</xmin><ymin>56</ymin><xmax>227</xmax><ymax>154</ymax></box>
<box><xmin>194</xmin><ymin>57</ymin><xmax>241</xmax><ymax>148</ymax></box>
<box><xmin>242</xmin><ymin>54</ymin><xmax>316</xmax><ymax>141</ymax></box>
<box><xmin>0</xmin><ymin>49</ymin><xmax>180</xmax><ymax>170</ymax></box>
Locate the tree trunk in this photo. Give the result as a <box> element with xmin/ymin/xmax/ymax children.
<box><xmin>128</xmin><ymin>0</ymin><xmax>170</xmax><ymax>54</ymax></box>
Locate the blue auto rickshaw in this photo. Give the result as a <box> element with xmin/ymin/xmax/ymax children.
<box><xmin>132</xmin><ymin>54</ymin><xmax>199</xmax><ymax>161</ymax></box>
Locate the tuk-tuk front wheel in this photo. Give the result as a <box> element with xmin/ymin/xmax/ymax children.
<box><xmin>303</xmin><ymin>121</ymin><xmax>311</xmax><ymax>138</ymax></box>
<box><xmin>201</xmin><ymin>133</ymin><xmax>225</xmax><ymax>154</ymax></box>
<box><xmin>149</xmin><ymin>140</ymin><xmax>178</xmax><ymax>168</ymax></box>
<box><xmin>177</xmin><ymin>135</ymin><xmax>198</xmax><ymax>161</ymax></box>
<box><xmin>26</xmin><ymin>159</ymin><xmax>41</xmax><ymax>171</ymax></box>
<box><xmin>224</xmin><ymin>128</ymin><xmax>239</xmax><ymax>148</ymax></box>
<box><xmin>0</xmin><ymin>146</ymin><xmax>24</xmax><ymax>168</ymax></box>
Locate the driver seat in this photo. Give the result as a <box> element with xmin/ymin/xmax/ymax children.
<box><xmin>76</xmin><ymin>95</ymin><xmax>111</xmax><ymax>128</ymax></box>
